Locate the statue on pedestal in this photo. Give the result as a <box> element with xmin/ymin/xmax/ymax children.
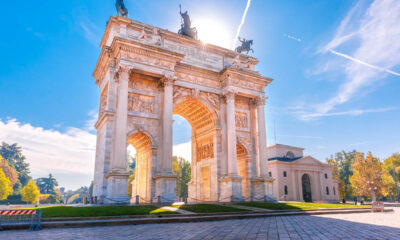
<box><xmin>116</xmin><ymin>0</ymin><xmax>129</xmax><ymax>18</ymax></box>
<box><xmin>235</xmin><ymin>37</ymin><xmax>254</xmax><ymax>55</ymax></box>
<box><xmin>178</xmin><ymin>5</ymin><xmax>198</xmax><ymax>40</ymax></box>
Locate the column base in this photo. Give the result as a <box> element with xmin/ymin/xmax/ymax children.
<box><xmin>219</xmin><ymin>174</ymin><xmax>245</xmax><ymax>202</ymax></box>
<box><xmin>105</xmin><ymin>170</ymin><xmax>130</xmax><ymax>204</ymax></box>
<box><xmin>153</xmin><ymin>172</ymin><xmax>178</xmax><ymax>203</ymax></box>
<box><xmin>250</xmin><ymin>177</ymin><xmax>276</xmax><ymax>202</ymax></box>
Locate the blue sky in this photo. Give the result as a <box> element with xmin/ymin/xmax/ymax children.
<box><xmin>0</xmin><ymin>0</ymin><xmax>399</xmax><ymax>190</ymax></box>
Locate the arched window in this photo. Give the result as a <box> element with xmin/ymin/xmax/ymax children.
<box><xmin>284</xmin><ymin>185</ymin><xmax>288</xmax><ymax>195</ymax></box>
<box><xmin>283</xmin><ymin>171</ymin><xmax>287</xmax><ymax>177</ymax></box>
<box><xmin>325</xmin><ymin>173</ymin><xmax>328</xmax><ymax>179</ymax></box>
<box><xmin>285</xmin><ymin>151</ymin><xmax>295</xmax><ymax>158</ymax></box>
<box><xmin>268</xmin><ymin>172</ymin><xmax>272</xmax><ymax>177</ymax></box>
<box><xmin>326</xmin><ymin>186</ymin><xmax>329</xmax><ymax>195</ymax></box>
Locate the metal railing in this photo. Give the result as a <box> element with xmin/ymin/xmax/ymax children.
<box><xmin>0</xmin><ymin>209</ymin><xmax>41</xmax><ymax>231</ymax></box>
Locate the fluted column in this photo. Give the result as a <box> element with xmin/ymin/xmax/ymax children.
<box><xmin>161</xmin><ymin>74</ymin><xmax>175</xmax><ymax>173</ymax></box>
<box><xmin>111</xmin><ymin>66</ymin><xmax>130</xmax><ymax>171</ymax></box>
<box><xmin>224</xmin><ymin>90</ymin><xmax>238</xmax><ymax>176</ymax></box>
<box><xmin>256</xmin><ymin>96</ymin><xmax>268</xmax><ymax>177</ymax></box>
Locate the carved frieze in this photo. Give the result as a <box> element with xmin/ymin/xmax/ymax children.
<box><xmin>99</xmin><ymin>90</ymin><xmax>107</xmax><ymax>115</ymax></box>
<box><xmin>123</xmin><ymin>52</ymin><xmax>174</xmax><ymax>71</ymax></box>
<box><xmin>197</xmin><ymin>141</ymin><xmax>214</xmax><ymax>161</ymax></box>
<box><xmin>176</xmin><ymin>72</ymin><xmax>220</xmax><ymax>89</ymax></box>
<box><xmin>128</xmin><ymin>93</ymin><xmax>155</xmax><ymax>114</ymax></box>
<box><xmin>129</xmin><ymin>78</ymin><xmax>158</xmax><ymax>91</ymax></box>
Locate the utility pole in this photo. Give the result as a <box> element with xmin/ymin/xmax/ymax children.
<box><xmin>393</xmin><ymin>166</ymin><xmax>400</xmax><ymax>203</ymax></box>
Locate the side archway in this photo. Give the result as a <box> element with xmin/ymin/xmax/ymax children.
<box><xmin>128</xmin><ymin>131</ymin><xmax>153</xmax><ymax>203</ymax></box>
<box><xmin>301</xmin><ymin>174</ymin><xmax>312</xmax><ymax>202</ymax></box>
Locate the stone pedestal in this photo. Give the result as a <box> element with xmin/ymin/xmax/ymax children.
<box><xmin>219</xmin><ymin>175</ymin><xmax>245</xmax><ymax>202</ymax></box>
<box><xmin>250</xmin><ymin>176</ymin><xmax>276</xmax><ymax>201</ymax></box>
<box><xmin>105</xmin><ymin>171</ymin><xmax>130</xmax><ymax>204</ymax></box>
<box><xmin>154</xmin><ymin>172</ymin><xmax>178</xmax><ymax>203</ymax></box>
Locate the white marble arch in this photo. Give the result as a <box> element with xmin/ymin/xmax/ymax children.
<box><xmin>92</xmin><ymin>16</ymin><xmax>274</xmax><ymax>203</ymax></box>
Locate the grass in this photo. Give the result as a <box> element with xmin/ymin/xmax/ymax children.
<box><xmin>32</xmin><ymin>205</ymin><xmax>177</xmax><ymax>218</ymax></box>
<box><xmin>236</xmin><ymin>202</ymin><xmax>371</xmax><ymax>210</ymax></box>
<box><xmin>172</xmin><ymin>204</ymin><xmax>248</xmax><ymax>213</ymax></box>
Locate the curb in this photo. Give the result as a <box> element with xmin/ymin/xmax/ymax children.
<box><xmin>0</xmin><ymin>208</ymin><xmax>393</xmax><ymax>230</ymax></box>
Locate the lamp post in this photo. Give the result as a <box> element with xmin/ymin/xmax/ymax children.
<box><xmin>393</xmin><ymin>166</ymin><xmax>400</xmax><ymax>203</ymax></box>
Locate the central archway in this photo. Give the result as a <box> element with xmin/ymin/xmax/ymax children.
<box><xmin>173</xmin><ymin>97</ymin><xmax>217</xmax><ymax>202</ymax></box>
<box><xmin>302</xmin><ymin>174</ymin><xmax>312</xmax><ymax>202</ymax></box>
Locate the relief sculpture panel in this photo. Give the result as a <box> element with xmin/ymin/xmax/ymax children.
<box><xmin>128</xmin><ymin>92</ymin><xmax>155</xmax><ymax>114</ymax></box>
<box><xmin>235</xmin><ymin>112</ymin><xmax>248</xmax><ymax>130</ymax></box>
<box><xmin>197</xmin><ymin>141</ymin><xmax>214</xmax><ymax>161</ymax></box>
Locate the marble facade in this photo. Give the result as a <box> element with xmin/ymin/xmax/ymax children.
<box><xmin>92</xmin><ymin>16</ymin><xmax>274</xmax><ymax>203</ymax></box>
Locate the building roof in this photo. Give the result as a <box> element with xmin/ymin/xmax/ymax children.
<box><xmin>266</xmin><ymin>144</ymin><xmax>305</xmax><ymax>150</ymax></box>
<box><xmin>268</xmin><ymin>157</ymin><xmax>302</xmax><ymax>162</ymax></box>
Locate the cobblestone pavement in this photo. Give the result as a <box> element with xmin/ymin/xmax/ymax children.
<box><xmin>1</xmin><ymin>208</ymin><xmax>399</xmax><ymax>240</ymax></box>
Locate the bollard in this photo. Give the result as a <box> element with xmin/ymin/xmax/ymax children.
<box><xmin>135</xmin><ymin>195</ymin><xmax>139</xmax><ymax>205</ymax></box>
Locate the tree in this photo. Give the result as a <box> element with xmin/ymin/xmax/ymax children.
<box><xmin>350</xmin><ymin>152</ymin><xmax>384</xmax><ymax>202</ymax></box>
<box><xmin>36</xmin><ymin>174</ymin><xmax>58</xmax><ymax>194</ymax></box>
<box><xmin>172</xmin><ymin>156</ymin><xmax>191</xmax><ymax>199</ymax></box>
<box><xmin>0</xmin><ymin>155</ymin><xmax>18</xmax><ymax>187</ymax></box>
<box><xmin>0</xmin><ymin>142</ymin><xmax>31</xmax><ymax>186</ymax></box>
<box><xmin>0</xmin><ymin>169</ymin><xmax>12</xmax><ymax>200</ymax></box>
<box><xmin>326</xmin><ymin>151</ymin><xmax>356</xmax><ymax>198</ymax></box>
<box><xmin>383</xmin><ymin>153</ymin><xmax>400</xmax><ymax>201</ymax></box>
<box><xmin>22</xmin><ymin>180</ymin><xmax>40</xmax><ymax>203</ymax></box>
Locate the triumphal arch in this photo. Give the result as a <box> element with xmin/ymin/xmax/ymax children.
<box><xmin>92</xmin><ymin>16</ymin><xmax>274</xmax><ymax>203</ymax></box>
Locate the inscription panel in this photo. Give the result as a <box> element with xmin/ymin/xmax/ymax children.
<box><xmin>164</xmin><ymin>40</ymin><xmax>223</xmax><ymax>72</ymax></box>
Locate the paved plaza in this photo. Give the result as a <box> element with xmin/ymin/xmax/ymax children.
<box><xmin>1</xmin><ymin>208</ymin><xmax>399</xmax><ymax>239</ymax></box>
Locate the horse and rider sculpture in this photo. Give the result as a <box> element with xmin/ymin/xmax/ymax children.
<box><xmin>114</xmin><ymin>1</ymin><xmax>254</xmax><ymax>55</ymax></box>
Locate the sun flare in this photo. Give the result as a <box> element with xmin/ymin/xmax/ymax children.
<box><xmin>194</xmin><ymin>18</ymin><xmax>232</xmax><ymax>49</ymax></box>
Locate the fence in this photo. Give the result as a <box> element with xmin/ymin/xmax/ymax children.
<box><xmin>0</xmin><ymin>209</ymin><xmax>42</xmax><ymax>231</ymax></box>
<box><xmin>371</xmin><ymin>202</ymin><xmax>384</xmax><ymax>212</ymax></box>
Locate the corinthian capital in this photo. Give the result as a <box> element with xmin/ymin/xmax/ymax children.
<box><xmin>114</xmin><ymin>66</ymin><xmax>131</xmax><ymax>82</ymax></box>
<box><xmin>254</xmin><ymin>95</ymin><xmax>267</xmax><ymax>106</ymax></box>
<box><xmin>161</xmin><ymin>73</ymin><xmax>177</xmax><ymax>87</ymax></box>
<box><xmin>222</xmin><ymin>88</ymin><xmax>238</xmax><ymax>100</ymax></box>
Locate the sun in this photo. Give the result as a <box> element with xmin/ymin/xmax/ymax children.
<box><xmin>194</xmin><ymin>18</ymin><xmax>232</xmax><ymax>49</ymax></box>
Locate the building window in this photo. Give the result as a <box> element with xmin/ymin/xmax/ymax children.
<box><xmin>326</xmin><ymin>186</ymin><xmax>329</xmax><ymax>195</ymax></box>
<box><xmin>284</xmin><ymin>185</ymin><xmax>288</xmax><ymax>195</ymax></box>
<box><xmin>325</xmin><ymin>173</ymin><xmax>328</xmax><ymax>179</ymax></box>
<box><xmin>283</xmin><ymin>171</ymin><xmax>287</xmax><ymax>177</ymax></box>
<box><xmin>333</xmin><ymin>187</ymin><xmax>336</xmax><ymax>196</ymax></box>
<box><xmin>269</xmin><ymin>172</ymin><xmax>272</xmax><ymax>177</ymax></box>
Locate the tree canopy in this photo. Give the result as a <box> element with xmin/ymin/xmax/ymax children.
<box><xmin>172</xmin><ymin>156</ymin><xmax>191</xmax><ymax>199</ymax></box>
<box><xmin>0</xmin><ymin>142</ymin><xmax>31</xmax><ymax>187</ymax></box>
<box><xmin>0</xmin><ymin>169</ymin><xmax>12</xmax><ymax>200</ymax></box>
<box><xmin>22</xmin><ymin>180</ymin><xmax>40</xmax><ymax>203</ymax></box>
<box><xmin>36</xmin><ymin>174</ymin><xmax>59</xmax><ymax>194</ymax></box>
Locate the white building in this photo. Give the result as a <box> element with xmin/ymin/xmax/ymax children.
<box><xmin>267</xmin><ymin>144</ymin><xmax>339</xmax><ymax>203</ymax></box>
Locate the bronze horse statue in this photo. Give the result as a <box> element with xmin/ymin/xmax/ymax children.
<box><xmin>178</xmin><ymin>5</ymin><xmax>198</xmax><ymax>40</ymax></box>
<box><xmin>235</xmin><ymin>37</ymin><xmax>254</xmax><ymax>55</ymax></box>
<box><xmin>116</xmin><ymin>0</ymin><xmax>128</xmax><ymax>18</ymax></box>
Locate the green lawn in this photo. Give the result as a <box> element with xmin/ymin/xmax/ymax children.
<box><xmin>172</xmin><ymin>204</ymin><xmax>248</xmax><ymax>213</ymax></box>
<box><xmin>236</xmin><ymin>202</ymin><xmax>371</xmax><ymax>210</ymax></box>
<box><xmin>35</xmin><ymin>205</ymin><xmax>177</xmax><ymax>218</ymax></box>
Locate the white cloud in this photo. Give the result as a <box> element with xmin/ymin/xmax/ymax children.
<box><xmin>173</xmin><ymin>141</ymin><xmax>192</xmax><ymax>162</ymax></box>
<box><xmin>0</xmin><ymin>117</ymin><xmax>96</xmax><ymax>190</ymax></box>
<box><xmin>309</xmin><ymin>0</ymin><xmax>400</xmax><ymax>118</ymax></box>
<box><xmin>296</xmin><ymin>107</ymin><xmax>395</xmax><ymax>121</ymax></box>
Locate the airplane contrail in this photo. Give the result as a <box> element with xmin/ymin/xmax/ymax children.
<box><xmin>232</xmin><ymin>0</ymin><xmax>252</xmax><ymax>50</ymax></box>
<box><xmin>329</xmin><ymin>49</ymin><xmax>400</xmax><ymax>77</ymax></box>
